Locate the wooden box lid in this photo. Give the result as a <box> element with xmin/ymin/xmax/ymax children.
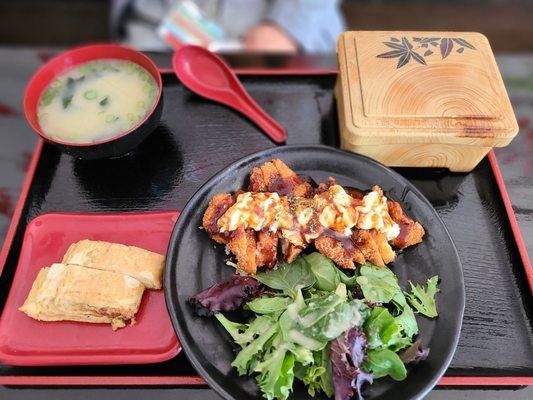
<box><xmin>337</xmin><ymin>31</ymin><xmax>519</xmax><ymax>146</ymax></box>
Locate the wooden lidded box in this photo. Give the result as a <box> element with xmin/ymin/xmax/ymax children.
<box><xmin>336</xmin><ymin>31</ymin><xmax>519</xmax><ymax>172</ymax></box>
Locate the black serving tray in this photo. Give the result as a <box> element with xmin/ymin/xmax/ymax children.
<box><xmin>0</xmin><ymin>72</ymin><xmax>531</xmax><ymax>386</ymax></box>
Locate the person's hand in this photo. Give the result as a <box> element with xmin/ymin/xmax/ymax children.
<box><xmin>243</xmin><ymin>23</ymin><xmax>298</xmax><ymax>53</ymax></box>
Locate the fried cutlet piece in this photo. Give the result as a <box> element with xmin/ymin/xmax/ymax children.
<box><xmin>279</xmin><ymin>238</ymin><xmax>304</xmax><ymax>263</ymax></box>
<box><xmin>370</xmin><ymin>230</ymin><xmax>396</xmax><ymax>264</ymax></box>
<box><xmin>352</xmin><ymin>230</ymin><xmax>396</xmax><ymax>267</ymax></box>
<box><xmin>285</xmin><ymin>243</ymin><xmax>304</xmax><ymax>263</ymax></box>
<box><xmin>256</xmin><ymin>231</ymin><xmax>278</xmax><ymax>269</ymax></box>
<box><xmin>62</xmin><ymin>240</ymin><xmax>165</xmax><ymax>290</ymax></box>
<box><xmin>227</xmin><ymin>226</ymin><xmax>258</xmax><ymax>275</ymax></box>
<box><xmin>202</xmin><ymin>193</ymin><xmax>235</xmax><ymax>244</ymax></box>
<box><xmin>315</xmin><ymin>235</ymin><xmax>365</xmax><ymax>269</ymax></box>
<box><xmin>342</xmin><ymin>186</ymin><xmax>365</xmax><ymax>200</ymax></box>
<box><xmin>20</xmin><ymin>264</ymin><xmax>145</xmax><ymax>330</ymax></box>
<box><xmin>228</xmin><ymin>230</ymin><xmax>279</xmax><ymax>273</ymax></box>
<box><xmin>248</xmin><ymin>159</ymin><xmax>313</xmax><ymax>197</ymax></box>
<box><xmin>387</xmin><ymin>200</ymin><xmax>426</xmax><ymax>249</ymax></box>
<box><xmin>202</xmin><ymin>161</ymin><xmax>426</xmax><ymax>274</ymax></box>
<box><xmin>315</xmin><ymin>177</ymin><xmax>337</xmax><ymax>195</ymax></box>
<box><xmin>371</xmin><ymin>185</ymin><xmax>383</xmax><ymax>196</ymax></box>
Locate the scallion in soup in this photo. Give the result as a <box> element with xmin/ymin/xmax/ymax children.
<box><xmin>37</xmin><ymin>60</ymin><xmax>158</xmax><ymax>143</ymax></box>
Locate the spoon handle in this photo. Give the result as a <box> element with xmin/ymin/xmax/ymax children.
<box><xmin>234</xmin><ymin>94</ymin><xmax>287</xmax><ymax>144</ymax></box>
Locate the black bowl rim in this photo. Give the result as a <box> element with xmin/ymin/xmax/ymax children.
<box><xmin>164</xmin><ymin>144</ymin><xmax>465</xmax><ymax>400</ymax></box>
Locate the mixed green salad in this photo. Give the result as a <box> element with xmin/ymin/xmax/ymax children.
<box><xmin>190</xmin><ymin>253</ymin><xmax>439</xmax><ymax>400</ymax></box>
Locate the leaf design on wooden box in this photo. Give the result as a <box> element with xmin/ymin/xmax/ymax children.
<box><xmin>377</xmin><ymin>50</ymin><xmax>407</xmax><ymax>59</ymax></box>
<box><xmin>402</xmin><ymin>36</ymin><xmax>413</xmax><ymax>50</ymax></box>
<box><xmin>377</xmin><ymin>37</ymin><xmax>426</xmax><ymax>68</ymax></box>
<box><xmin>383</xmin><ymin>41</ymin><xmax>406</xmax><ymax>51</ymax></box>
<box><xmin>377</xmin><ymin>36</ymin><xmax>476</xmax><ymax>68</ymax></box>
<box><xmin>440</xmin><ymin>38</ymin><xmax>454</xmax><ymax>59</ymax></box>
<box><xmin>397</xmin><ymin>52</ymin><xmax>411</xmax><ymax>68</ymax></box>
<box><xmin>452</xmin><ymin>38</ymin><xmax>476</xmax><ymax>50</ymax></box>
<box><xmin>410</xmin><ymin>51</ymin><xmax>426</xmax><ymax>65</ymax></box>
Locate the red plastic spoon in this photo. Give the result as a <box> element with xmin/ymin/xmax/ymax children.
<box><xmin>172</xmin><ymin>45</ymin><xmax>287</xmax><ymax>143</ymax></box>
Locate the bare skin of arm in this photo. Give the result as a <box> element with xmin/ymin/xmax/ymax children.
<box><xmin>243</xmin><ymin>23</ymin><xmax>298</xmax><ymax>53</ymax></box>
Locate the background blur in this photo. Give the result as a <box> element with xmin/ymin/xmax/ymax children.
<box><xmin>1</xmin><ymin>0</ymin><xmax>533</xmax><ymax>52</ymax></box>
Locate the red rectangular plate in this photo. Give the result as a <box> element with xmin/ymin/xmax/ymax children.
<box><xmin>0</xmin><ymin>211</ymin><xmax>181</xmax><ymax>366</ymax></box>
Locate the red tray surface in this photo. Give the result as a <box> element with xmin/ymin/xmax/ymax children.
<box><xmin>0</xmin><ymin>211</ymin><xmax>181</xmax><ymax>366</ymax></box>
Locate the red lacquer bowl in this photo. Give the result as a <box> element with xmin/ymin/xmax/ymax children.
<box><xmin>23</xmin><ymin>44</ymin><xmax>163</xmax><ymax>160</ymax></box>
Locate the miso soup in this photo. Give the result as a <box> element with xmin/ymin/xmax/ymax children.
<box><xmin>37</xmin><ymin>60</ymin><xmax>158</xmax><ymax>143</ymax></box>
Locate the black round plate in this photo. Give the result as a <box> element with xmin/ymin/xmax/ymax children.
<box><xmin>165</xmin><ymin>145</ymin><xmax>464</xmax><ymax>400</ymax></box>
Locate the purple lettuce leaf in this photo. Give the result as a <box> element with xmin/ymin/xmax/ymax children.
<box><xmin>189</xmin><ymin>275</ymin><xmax>266</xmax><ymax>316</ymax></box>
<box><xmin>399</xmin><ymin>339</ymin><xmax>430</xmax><ymax>364</ymax></box>
<box><xmin>331</xmin><ymin>326</ymin><xmax>373</xmax><ymax>400</ymax></box>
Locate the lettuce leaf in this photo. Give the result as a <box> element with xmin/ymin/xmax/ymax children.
<box><xmin>255</xmin><ymin>258</ymin><xmax>315</xmax><ymax>298</ymax></box>
<box><xmin>337</xmin><ymin>268</ymin><xmax>358</xmax><ymax>288</ymax></box>
<box><xmin>245</xmin><ymin>296</ymin><xmax>291</xmax><ymax>314</ymax></box>
<box><xmin>363</xmin><ymin>307</ymin><xmax>411</xmax><ymax>351</ymax></box>
<box><xmin>405</xmin><ymin>276</ymin><xmax>440</xmax><ymax>318</ymax></box>
<box><xmin>231</xmin><ymin>323</ymin><xmax>278</xmax><ymax>375</ymax></box>
<box><xmin>189</xmin><ymin>275</ymin><xmax>266</xmax><ymax>316</ymax></box>
<box><xmin>214</xmin><ymin>313</ymin><xmax>247</xmax><ymax>342</ymax></box>
<box><xmin>254</xmin><ymin>339</ymin><xmax>296</xmax><ymax>400</ymax></box>
<box><xmin>278</xmin><ymin>289</ymin><xmax>324</xmax><ymax>350</ymax></box>
<box><xmin>205</xmin><ymin>256</ymin><xmax>437</xmax><ymax>400</ymax></box>
<box><xmin>215</xmin><ymin>313</ymin><xmax>274</xmax><ymax>346</ymax></box>
<box><xmin>280</xmin><ymin>284</ymin><xmax>368</xmax><ymax>347</ymax></box>
<box><xmin>305</xmin><ymin>253</ymin><xmax>341</xmax><ymax>291</ymax></box>
<box><xmin>304</xmin><ymin>252</ymin><xmax>358</xmax><ymax>290</ymax></box>
<box><xmin>363</xmin><ymin>348</ymin><xmax>407</xmax><ymax>381</ymax></box>
<box><xmin>286</xmin><ymin>342</ymin><xmax>314</xmax><ymax>366</ymax></box>
<box><xmin>295</xmin><ymin>345</ymin><xmax>334</xmax><ymax>397</ymax></box>
<box><xmin>254</xmin><ymin>333</ymin><xmax>315</xmax><ymax>400</ymax></box>
<box><xmin>331</xmin><ymin>326</ymin><xmax>373</xmax><ymax>400</ymax></box>
<box><xmin>356</xmin><ymin>263</ymin><xmax>401</xmax><ymax>304</ymax></box>
<box><xmin>393</xmin><ymin>299</ymin><xmax>419</xmax><ymax>338</ymax></box>
<box><xmin>357</xmin><ymin>263</ymin><xmax>419</xmax><ymax>338</ymax></box>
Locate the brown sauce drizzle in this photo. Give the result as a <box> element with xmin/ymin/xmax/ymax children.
<box><xmin>267</xmin><ymin>175</ymin><xmax>301</xmax><ymax>196</ymax></box>
<box><xmin>251</xmin><ymin>202</ymin><xmax>264</xmax><ymax>220</ymax></box>
<box><xmin>208</xmin><ymin>198</ymin><xmax>234</xmax><ymax>234</ymax></box>
<box><xmin>394</xmin><ymin>222</ymin><xmax>412</xmax><ymax>249</ymax></box>
<box><xmin>322</xmin><ymin>228</ymin><xmax>356</xmax><ymax>252</ymax></box>
<box><xmin>300</xmin><ymin>213</ymin><xmax>321</xmax><ymax>241</ymax></box>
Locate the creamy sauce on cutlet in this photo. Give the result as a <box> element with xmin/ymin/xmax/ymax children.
<box><xmin>216</xmin><ymin>185</ymin><xmax>400</xmax><ymax>244</ymax></box>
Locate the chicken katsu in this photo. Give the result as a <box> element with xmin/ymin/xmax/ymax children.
<box><xmin>202</xmin><ymin>159</ymin><xmax>425</xmax><ymax>274</ymax></box>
